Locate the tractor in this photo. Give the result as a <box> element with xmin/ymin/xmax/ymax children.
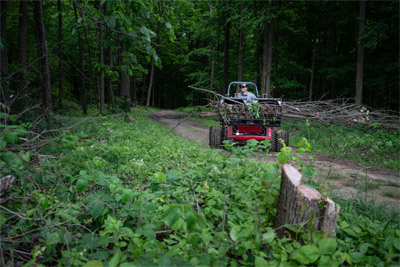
<box><xmin>209</xmin><ymin>81</ymin><xmax>289</xmax><ymax>152</ymax></box>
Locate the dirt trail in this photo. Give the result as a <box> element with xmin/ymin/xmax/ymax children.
<box><xmin>148</xmin><ymin>110</ymin><xmax>400</xmax><ymax>209</ymax></box>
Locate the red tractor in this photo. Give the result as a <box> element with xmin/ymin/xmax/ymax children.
<box><xmin>209</xmin><ymin>81</ymin><xmax>289</xmax><ymax>152</ymax></box>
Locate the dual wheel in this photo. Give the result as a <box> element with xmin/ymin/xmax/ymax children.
<box><xmin>209</xmin><ymin>126</ymin><xmax>289</xmax><ymax>152</ymax></box>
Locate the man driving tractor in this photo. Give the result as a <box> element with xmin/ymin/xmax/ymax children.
<box><xmin>238</xmin><ymin>82</ymin><xmax>256</xmax><ymax>105</ymax></box>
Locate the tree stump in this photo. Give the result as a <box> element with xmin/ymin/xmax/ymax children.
<box><xmin>274</xmin><ymin>164</ymin><xmax>340</xmax><ymax>237</ymax></box>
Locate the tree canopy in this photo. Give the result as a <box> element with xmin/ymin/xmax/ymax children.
<box><xmin>0</xmin><ymin>0</ymin><xmax>398</xmax><ymax>112</ymax></box>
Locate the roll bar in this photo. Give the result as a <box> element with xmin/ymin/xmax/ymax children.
<box><xmin>227</xmin><ymin>81</ymin><xmax>259</xmax><ymax>97</ymax></box>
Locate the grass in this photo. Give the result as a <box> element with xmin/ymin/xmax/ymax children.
<box><xmin>326</xmin><ymin>170</ymin><xmax>346</xmax><ymax>180</ymax></box>
<box><xmin>383</xmin><ymin>189</ymin><xmax>400</xmax><ymax>199</ymax></box>
<box><xmin>176</xmin><ymin>106</ymin><xmax>400</xmax><ymax>170</ymax></box>
<box><xmin>280</xmin><ymin>119</ymin><xmax>400</xmax><ymax>170</ymax></box>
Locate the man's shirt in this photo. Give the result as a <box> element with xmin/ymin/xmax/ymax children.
<box><xmin>239</xmin><ymin>91</ymin><xmax>256</xmax><ymax>104</ymax></box>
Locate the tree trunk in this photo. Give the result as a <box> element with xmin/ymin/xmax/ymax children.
<box><xmin>222</xmin><ymin>19</ymin><xmax>231</xmax><ymax>95</ymax></box>
<box><xmin>57</xmin><ymin>0</ymin><xmax>62</xmax><ymax>108</ymax></box>
<box><xmin>131</xmin><ymin>76</ymin><xmax>137</xmax><ymax>104</ymax></box>
<box><xmin>261</xmin><ymin>0</ymin><xmax>274</xmax><ymax>96</ymax></box>
<box><xmin>328</xmin><ymin>13</ymin><xmax>337</xmax><ymax>99</ymax></box>
<box><xmin>18</xmin><ymin>0</ymin><xmax>28</xmax><ymax>93</ymax></box>
<box><xmin>73</xmin><ymin>2</ymin><xmax>86</xmax><ymax>114</ymax></box>
<box><xmin>146</xmin><ymin>19</ymin><xmax>161</xmax><ymax>107</ymax></box>
<box><xmin>120</xmin><ymin>40</ymin><xmax>130</xmax><ymax>98</ymax></box>
<box><xmin>266</xmin><ymin>17</ymin><xmax>274</xmax><ymax>96</ymax></box>
<box><xmin>99</xmin><ymin>6</ymin><xmax>105</xmax><ymax>114</ymax></box>
<box><xmin>0</xmin><ymin>0</ymin><xmax>7</xmax><ymax>74</ymax></box>
<box><xmin>82</xmin><ymin>16</ymin><xmax>97</xmax><ymax>106</ymax></box>
<box><xmin>274</xmin><ymin>165</ymin><xmax>340</xmax><ymax>237</ymax></box>
<box><xmin>34</xmin><ymin>0</ymin><xmax>52</xmax><ymax>111</ymax></box>
<box><xmin>146</xmin><ymin>61</ymin><xmax>154</xmax><ymax>107</ymax></box>
<box><xmin>309</xmin><ymin>41</ymin><xmax>316</xmax><ymax>101</ymax></box>
<box><xmin>108</xmin><ymin>47</ymin><xmax>115</xmax><ymax>108</ymax></box>
<box><xmin>355</xmin><ymin>0</ymin><xmax>366</xmax><ymax>105</ymax></box>
<box><xmin>237</xmin><ymin>25</ymin><xmax>244</xmax><ymax>93</ymax></box>
<box><xmin>210</xmin><ymin>46</ymin><xmax>215</xmax><ymax>89</ymax></box>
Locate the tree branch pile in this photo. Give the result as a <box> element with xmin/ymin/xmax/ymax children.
<box><xmin>281</xmin><ymin>99</ymin><xmax>400</xmax><ymax>129</ymax></box>
<box><xmin>189</xmin><ymin>86</ymin><xmax>400</xmax><ymax>129</ymax></box>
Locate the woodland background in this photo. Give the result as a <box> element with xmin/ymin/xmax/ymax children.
<box><xmin>0</xmin><ymin>0</ymin><xmax>399</xmax><ymax>114</ymax></box>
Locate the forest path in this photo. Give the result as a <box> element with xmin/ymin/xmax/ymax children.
<box><xmin>147</xmin><ymin>110</ymin><xmax>400</xmax><ymax>209</ymax></box>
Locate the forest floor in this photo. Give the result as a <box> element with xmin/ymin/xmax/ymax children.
<box><xmin>148</xmin><ymin>109</ymin><xmax>400</xmax><ymax>210</ymax></box>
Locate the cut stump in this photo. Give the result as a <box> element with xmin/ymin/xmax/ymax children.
<box><xmin>274</xmin><ymin>164</ymin><xmax>340</xmax><ymax>237</ymax></box>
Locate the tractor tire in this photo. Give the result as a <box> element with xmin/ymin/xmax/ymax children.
<box><xmin>270</xmin><ymin>130</ymin><xmax>278</xmax><ymax>152</ymax></box>
<box><xmin>209</xmin><ymin>126</ymin><xmax>222</xmax><ymax>148</ymax></box>
<box><xmin>221</xmin><ymin>126</ymin><xmax>228</xmax><ymax>144</ymax></box>
<box><xmin>276</xmin><ymin>130</ymin><xmax>289</xmax><ymax>152</ymax></box>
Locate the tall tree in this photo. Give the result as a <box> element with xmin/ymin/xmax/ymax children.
<box><xmin>328</xmin><ymin>1</ymin><xmax>337</xmax><ymax>99</ymax></box>
<box><xmin>99</xmin><ymin>5</ymin><xmax>105</xmax><ymax>114</ymax></box>
<box><xmin>237</xmin><ymin>18</ymin><xmax>245</xmax><ymax>87</ymax></box>
<box><xmin>120</xmin><ymin>40</ymin><xmax>130</xmax><ymax>98</ymax></box>
<box><xmin>34</xmin><ymin>0</ymin><xmax>52</xmax><ymax>110</ymax></box>
<box><xmin>222</xmin><ymin>19</ymin><xmax>231</xmax><ymax>94</ymax></box>
<box><xmin>73</xmin><ymin>1</ymin><xmax>86</xmax><ymax>114</ymax></box>
<box><xmin>355</xmin><ymin>0</ymin><xmax>366</xmax><ymax>105</ymax></box>
<box><xmin>309</xmin><ymin>39</ymin><xmax>316</xmax><ymax>101</ymax></box>
<box><xmin>57</xmin><ymin>0</ymin><xmax>63</xmax><ymax>108</ymax></box>
<box><xmin>18</xmin><ymin>0</ymin><xmax>28</xmax><ymax>93</ymax></box>
<box><xmin>261</xmin><ymin>0</ymin><xmax>274</xmax><ymax>95</ymax></box>
<box><xmin>0</xmin><ymin>0</ymin><xmax>7</xmax><ymax>75</ymax></box>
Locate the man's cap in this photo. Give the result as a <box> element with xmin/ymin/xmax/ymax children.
<box><xmin>240</xmin><ymin>82</ymin><xmax>247</xmax><ymax>88</ymax></box>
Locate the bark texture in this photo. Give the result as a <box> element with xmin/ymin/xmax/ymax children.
<box><xmin>0</xmin><ymin>0</ymin><xmax>7</xmax><ymax>74</ymax></box>
<box><xmin>18</xmin><ymin>0</ymin><xmax>28</xmax><ymax>93</ymax></box>
<box><xmin>355</xmin><ymin>0</ymin><xmax>366</xmax><ymax>105</ymax></box>
<box><xmin>99</xmin><ymin>7</ymin><xmax>105</xmax><ymax>114</ymax></box>
<box><xmin>274</xmin><ymin>164</ymin><xmax>339</xmax><ymax>237</ymax></box>
<box><xmin>261</xmin><ymin>0</ymin><xmax>274</xmax><ymax>95</ymax></box>
<box><xmin>120</xmin><ymin>40</ymin><xmax>130</xmax><ymax>98</ymax></box>
<box><xmin>237</xmin><ymin>26</ymin><xmax>244</xmax><ymax>91</ymax></box>
<box><xmin>73</xmin><ymin>2</ymin><xmax>86</xmax><ymax>114</ymax></box>
<box><xmin>222</xmin><ymin>20</ymin><xmax>231</xmax><ymax>94</ymax></box>
<box><xmin>57</xmin><ymin>0</ymin><xmax>62</xmax><ymax>108</ymax></box>
<box><xmin>34</xmin><ymin>0</ymin><xmax>52</xmax><ymax>110</ymax></box>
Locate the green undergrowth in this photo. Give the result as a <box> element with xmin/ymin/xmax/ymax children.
<box><xmin>281</xmin><ymin>119</ymin><xmax>400</xmax><ymax>171</ymax></box>
<box><xmin>179</xmin><ymin>106</ymin><xmax>400</xmax><ymax>171</ymax></box>
<box><xmin>1</xmin><ymin>108</ymin><xmax>400</xmax><ymax>266</ymax></box>
<box><xmin>176</xmin><ymin>106</ymin><xmax>219</xmax><ymax>127</ymax></box>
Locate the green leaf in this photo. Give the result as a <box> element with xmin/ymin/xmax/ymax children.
<box><xmin>349</xmin><ymin>252</ymin><xmax>366</xmax><ymax>263</ymax></box>
<box><xmin>185</xmin><ymin>211</ymin><xmax>196</xmax><ymax>230</ymax></box>
<box><xmin>165</xmin><ymin>22</ymin><xmax>172</xmax><ymax>29</ymax></box>
<box><xmin>121</xmin><ymin>190</ymin><xmax>131</xmax><ymax>203</ymax></box>
<box><xmin>76</xmin><ymin>179</ymin><xmax>89</xmax><ymax>192</ymax></box>
<box><xmin>293</xmin><ymin>245</ymin><xmax>320</xmax><ymax>264</ymax></box>
<box><xmin>89</xmin><ymin>200</ymin><xmax>104</xmax><ymax>220</ymax></box>
<box><xmin>319</xmin><ymin>238</ymin><xmax>337</xmax><ymax>254</ymax></box>
<box><xmin>394</xmin><ymin>236</ymin><xmax>400</xmax><ymax>250</ymax></box>
<box><xmin>162</xmin><ymin>206</ymin><xmax>181</xmax><ymax>227</ymax></box>
<box><xmin>0</xmin><ymin>112</ymin><xmax>8</xmax><ymax>119</ymax></box>
<box><xmin>262</xmin><ymin>230</ymin><xmax>276</xmax><ymax>243</ymax></box>
<box><xmin>194</xmin><ymin>213</ymin><xmax>207</xmax><ymax>229</ymax></box>
<box><xmin>230</xmin><ymin>227</ymin><xmax>237</xmax><ymax>242</ymax></box>
<box><xmin>108</xmin><ymin>250</ymin><xmax>122</xmax><ymax>267</ymax></box>
<box><xmin>295</xmin><ymin>148</ymin><xmax>306</xmax><ymax>153</ymax></box>
<box><xmin>82</xmin><ymin>260</ymin><xmax>103</xmax><ymax>267</ymax></box>
<box><xmin>0</xmin><ymin>140</ymin><xmax>6</xmax><ymax>150</ymax></box>
<box><xmin>255</xmin><ymin>256</ymin><xmax>268</xmax><ymax>267</ymax></box>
